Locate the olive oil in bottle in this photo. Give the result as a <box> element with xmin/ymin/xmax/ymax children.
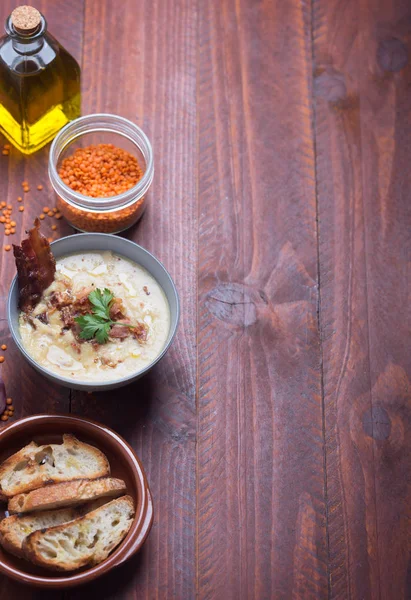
<box><xmin>0</xmin><ymin>5</ymin><xmax>81</xmax><ymax>154</ymax></box>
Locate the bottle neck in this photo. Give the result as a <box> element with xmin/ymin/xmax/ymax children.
<box><xmin>5</xmin><ymin>14</ymin><xmax>47</xmax><ymax>55</ymax></box>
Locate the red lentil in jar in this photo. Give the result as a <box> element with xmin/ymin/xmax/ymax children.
<box><xmin>49</xmin><ymin>114</ymin><xmax>154</xmax><ymax>234</ymax></box>
<box><xmin>58</xmin><ymin>144</ymin><xmax>143</xmax><ymax>198</ymax></box>
<box><xmin>56</xmin><ymin>195</ymin><xmax>146</xmax><ymax>234</ymax></box>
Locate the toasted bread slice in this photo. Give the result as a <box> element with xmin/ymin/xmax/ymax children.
<box><xmin>23</xmin><ymin>495</ymin><xmax>134</xmax><ymax>571</ymax></box>
<box><xmin>0</xmin><ymin>507</ymin><xmax>81</xmax><ymax>558</ymax></box>
<box><xmin>0</xmin><ymin>500</ymin><xmax>106</xmax><ymax>558</ymax></box>
<box><xmin>0</xmin><ymin>435</ymin><xmax>110</xmax><ymax>499</ymax></box>
<box><xmin>0</xmin><ymin>442</ymin><xmax>39</xmax><ymax>502</ymax></box>
<box><xmin>9</xmin><ymin>477</ymin><xmax>126</xmax><ymax>514</ymax></box>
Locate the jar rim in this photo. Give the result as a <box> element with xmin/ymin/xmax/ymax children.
<box><xmin>48</xmin><ymin>113</ymin><xmax>154</xmax><ymax>212</ymax></box>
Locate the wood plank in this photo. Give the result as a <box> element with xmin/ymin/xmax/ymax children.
<box><xmin>68</xmin><ymin>0</ymin><xmax>197</xmax><ymax>598</ymax></box>
<box><xmin>0</xmin><ymin>2</ymin><xmax>84</xmax><ymax>598</ymax></box>
<box><xmin>197</xmin><ymin>1</ymin><xmax>328</xmax><ymax>598</ymax></box>
<box><xmin>313</xmin><ymin>0</ymin><xmax>411</xmax><ymax>598</ymax></box>
<box><xmin>358</xmin><ymin>5</ymin><xmax>411</xmax><ymax>598</ymax></box>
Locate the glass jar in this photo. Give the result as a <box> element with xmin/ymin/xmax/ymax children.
<box><xmin>48</xmin><ymin>114</ymin><xmax>154</xmax><ymax>233</ymax></box>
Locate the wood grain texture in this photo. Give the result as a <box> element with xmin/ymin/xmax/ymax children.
<box><xmin>197</xmin><ymin>1</ymin><xmax>327</xmax><ymax>598</ymax></box>
<box><xmin>313</xmin><ymin>0</ymin><xmax>411</xmax><ymax>598</ymax></box>
<box><xmin>0</xmin><ymin>0</ymin><xmax>409</xmax><ymax>598</ymax></box>
<box><xmin>0</xmin><ymin>2</ymin><xmax>83</xmax><ymax>598</ymax></box>
<box><xmin>68</xmin><ymin>0</ymin><xmax>197</xmax><ymax>598</ymax></box>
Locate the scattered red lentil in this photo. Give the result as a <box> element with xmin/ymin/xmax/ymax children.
<box><xmin>3</xmin><ymin>144</ymin><xmax>10</xmax><ymax>150</ymax></box>
<box><xmin>0</xmin><ymin>202</ymin><xmax>5</xmax><ymax>208</ymax></box>
<box><xmin>7</xmin><ymin>204</ymin><xmax>12</xmax><ymax>210</ymax></box>
<box><xmin>10</xmin><ymin>220</ymin><xmax>16</xmax><ymax>227</ymax></box>
<box><xmin>1</xmin><ymin>397</ymin><xmax>14</xmax><ymax>422</ymax></box>
<box><xmin>0</xmin><ymin>357</ymin><xmax>4</xmax><ymax>363</ymax></box>
<box><xmin>47</xmin><ymin>210</ymin><xmax>54</xmax><ymax>217</ymax></box>
<box><xmin>17</xmin><ymin>196</ymin><xmax>22</xmax><ymax>202</ymax></box>
<box><xmin>4</xmin><ymin>245</ymin><xmax>10</xmax><ymax>252</ymax></box>
<box><xmin>51</xmin><ymin>224</ymin><xmax>57</xmax><ymax>231</ymax></box>
<box><xmin>37</xmin><ymin>184</ymin><xmax>43</xmax><ymax>190</ymax></box>
<box><xmin>39</xmin><ymin>213</ymin><xmax>45</xmax><ymax>220</ymax></box>
<box><xmin>1</xmin><ymin>345</ymin><xmax>7</xmax><ymax>351</ymax></box>
<box><xmin>10</xmin><ymin>228</ymin><xmax>15</xmax><ymax>234</ymax></box>
<box><xmin>2</xmin><ymin>150</ymin><xmax>9</xmax><ymax>156</ymax></box>
<box><xmin>55</xmin><ymin>212</ymin><xmax>62</xmax><ymax>219</ymax></box>
<box><xmin>18</xmin><ymin>206</ymin><xmax>24</xmax><ymax>212</ymax></box>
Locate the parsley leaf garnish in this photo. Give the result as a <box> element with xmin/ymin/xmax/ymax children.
<box><xmin>75</xmin><ymin>314</ymin><xmax>112</xmax><ymax>344</ymax></box>
<box><xmin>88</xmin><ymin>288</ymin><xmax>114</xmax><ymax>318</ymax></box>
<box><xmin>74</xmin><ymin>287</ymin><xmax>132</xmax><ymax>344</ymax></box>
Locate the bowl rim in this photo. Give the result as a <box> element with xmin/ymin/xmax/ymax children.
<box><xmin>0</xmin><ymin>414</ymin><xmax>153</xmax><ymax>588</ymax></box>
<box><xmin>7</xmin><ymin>233</ymin><xmax>180</xmax><ymax>389</ymax></box>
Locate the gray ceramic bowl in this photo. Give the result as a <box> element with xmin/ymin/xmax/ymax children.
<box><xmin>7</xmin><ymin>234</ymin><xmax>179</xmax><ymax>391</ymax></box>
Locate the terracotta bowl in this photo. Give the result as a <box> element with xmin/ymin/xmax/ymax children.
<box><xmin>0</xmin><ymin>414</ymin><xmax>153</xmax><ymax>588</ymax></box>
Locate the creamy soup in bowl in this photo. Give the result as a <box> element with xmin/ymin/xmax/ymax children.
<box><xmin>19</xmin><ymin>251</ymin><xmax>170</xmax><ymax>382</ymax></box>
<box><xmin>8</xmin><ymin>225</ymin><xmax>179</xmax><ymax>391</ymax></box>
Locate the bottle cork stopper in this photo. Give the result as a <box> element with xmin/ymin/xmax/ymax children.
<box><xmin>11</xmin><ymin>5</ymin><xmax>41</xmax><ymax>35</ymax></box>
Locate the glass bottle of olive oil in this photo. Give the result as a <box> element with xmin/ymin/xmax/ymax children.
<box><xmin>0</xmin><ymin>5</ymin><xmax>80</xmax><ymax>154</ymax></box>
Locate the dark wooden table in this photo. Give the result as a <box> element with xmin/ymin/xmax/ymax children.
<box><xmin>0</xmin><ymin>1</ymin><xmax>410</xmax><ymax>598</ymax></box>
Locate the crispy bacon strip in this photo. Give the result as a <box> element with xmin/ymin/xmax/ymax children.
<box><xmin>131</xmin><ymin>322</ymin><xmax>148</xmax><ymax>342</ymax></box>
<box><xmin>109</xmin><ymin>297</ymin><xmax>126</xmax><ymax>321</ymax></box>
<box><xmin>109</xmin><ymin>324</ymin><xmax>130</xmax><ymax>339</ymax></box>
<box><xmin>13</xmin><ymin>219</ymin><xmax>56</xmax><ymax>312</ymax></box>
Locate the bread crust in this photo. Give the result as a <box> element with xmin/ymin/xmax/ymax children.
<box><xmin>9</xmin><ymin>477</ymin><xmax>126</xmax><ymax>514</ymax></box>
